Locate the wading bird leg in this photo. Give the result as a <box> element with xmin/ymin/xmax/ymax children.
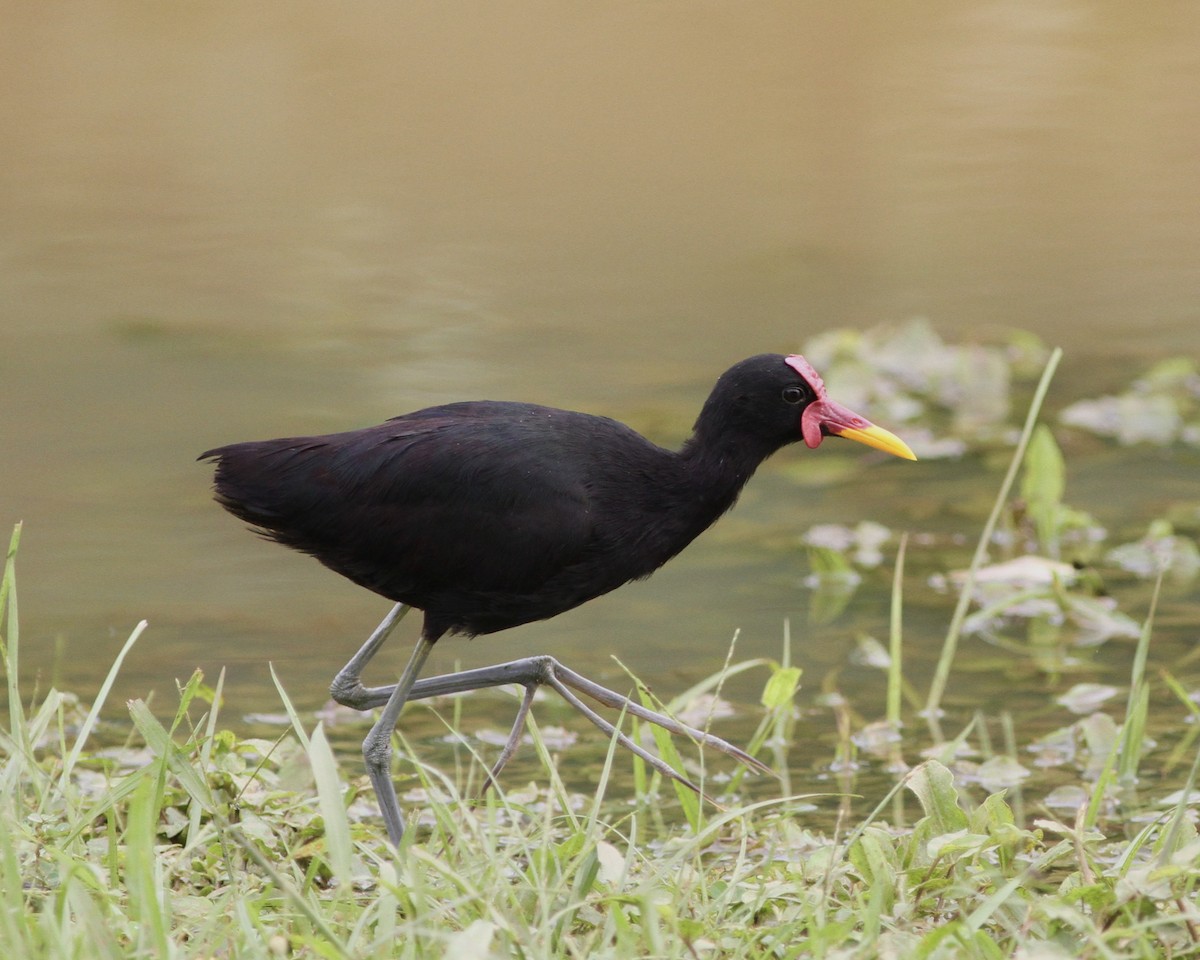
<box><xmin>551</xmin><ymin>662</ymin><xmax>774</xmax><ymax>776</ymax></box>
<box><xmin>480</xmin><ymin>683</ymin><xmax>537</xmax><ymax>796</ymax></box>
<box><xmin>359</xmin><ymin>629</ymin><xmax>435</xmax><ymax>847</ymax></box>
<box><xmin>401</xmin><ymin>657</ymin><xmax>771</xmax><ymax>778</ymax></box>
<box><xmin>537</xmin><ymin>665</ymin><xmax>716</xmax><ymax>802</ymax></box>
<box><xmin>329</xmin><ymin>607</ymin><xmax>771</xmax><ymax>842</ymax></box>
<box><xmin>337</xmin><ymin>650</ymin><xmax>772</xmax><ymax>808</ymax></box>
<box><xmin>329</xmin><ymin>602</ymin><xmax>411</xmax><ymax>709</ymax></box>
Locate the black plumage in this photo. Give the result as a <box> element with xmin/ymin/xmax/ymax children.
<box><xmin>201</xmin><ymin>353</ymin><xmax>915</xmax><ymax>845</ymax></box>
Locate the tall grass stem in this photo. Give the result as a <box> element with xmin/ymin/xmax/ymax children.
<box><xmin>924</xmin><ymin>347</ymin><xmax>1063</xmax><ymax>722</ymax></box>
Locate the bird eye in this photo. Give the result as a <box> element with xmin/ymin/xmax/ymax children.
<box><xmin>781</xmin><ymin>385</ymin><xmax>806</xmax><ymax>405</ymax></box>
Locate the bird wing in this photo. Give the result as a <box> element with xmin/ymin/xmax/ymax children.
<box><xmin>205</xmin><ymin>403</ymin><xmax>602</xmax><ymax>609</ymax></box>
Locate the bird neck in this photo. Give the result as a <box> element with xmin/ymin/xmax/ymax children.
<box><xmin>676</xmin><ymin>419</ymin><xmax>782</xmax><ymax>511</ymax></box>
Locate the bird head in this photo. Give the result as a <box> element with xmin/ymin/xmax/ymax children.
<box><xmin>784</xmin><ymin>354</ymin><xmax>916</xmax><ymax>460</ymax></box>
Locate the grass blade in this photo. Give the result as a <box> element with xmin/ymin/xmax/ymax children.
<box><xmin>1</xmin><ymin>523</ymin><xmax>24</xmax><ymax>752</ymax></box>
<box><xmin>1118</xmin><ymin>572</ymin><xmax>1162</xmax><ymax>787</ymax></box>
<box><xmin>309</xmin><ymin>721</ymin><xmax>354</xmax><ymax>884</ymax></box>
<box><xmin>128</xmin><ymin>698</ymin><xmax>215</xmax><ymax>812</ymax></box>
<box><xmin>925</xmin><ymin>346</ymin><xmax>1063</xmax><ymax>722</ymax></box>
<box><xmin>887</xmin><ymin>533</ymin><xmax>907</xmax><ymax>727</ymax></box>
<box><xmin>60</xmin><ymin>620</ymin><xmax>147</xmax><ymax>790</ymax></box>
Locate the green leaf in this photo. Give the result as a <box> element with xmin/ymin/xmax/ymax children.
<box><xmin>760</xmin><ymin>665</ymin><xmax>802</xmax><ymax>711</ymax></box>
<box><xmin>308</xmin><ymin>722</ymin><xmax>353</xmax><ymax>885</ymax></box>
<box><xmin>637</xmin><ymin>687</ymin><xmax>700</xmax><ymax>830</ymax></box>
<box><xmin>906</xmin><ymin>760</ymin><xmax>968</xmax><ymax>834</ymax></box>
<box><xmin>128</xmin><ymin>699</ymin><xmax>215</xmax><ymax>812</ymax></box>
<box><xmin>126</xmin><ymin>777</ymin><xmax>170</xmax><ymax>956</ymax></box>
<box><xmin>1021</xmin><ymin>424</ymin><xmax>1065</xmax><ymax>553</ymax></box>
<box><xmin>62</xmin><ymin>620</ymin><xmax>147</xmax><ymax>790</ymax></box>
<box><xmin>972</xmin><ymin>792</ymin><xmax>1015</xmax><ymax>834</ymax></box>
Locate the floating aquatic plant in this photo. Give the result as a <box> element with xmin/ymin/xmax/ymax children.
<box><xmin>1060</xmin><ymin>356</ymin><xmax>1200</xmax><ymax>446</ymax></box>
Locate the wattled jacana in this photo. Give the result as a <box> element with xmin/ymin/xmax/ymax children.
<box><xmin>201</xmin><ymin>354</ymin><xmax>915</xmax><ymax>845</ymax></box>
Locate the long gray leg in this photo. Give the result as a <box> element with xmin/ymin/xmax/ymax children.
<box><xmin>360</xmin><ymin>630</ymin><xmax>435</xmax><ymax>847</ymax></box>
<box><xmin>329</xmin><ymin>602</ymin><xmax>411</xmax><ymax>709</ymax></box>
<box><xmin>480</xmin><ymin>683</ymin><xmax>536</xmax><ymax>795</ymax></box>
<box><xmin>342</xmin><ymin>656</ymin><xmax>771</xmax><ymax>804</ymax></box>
<box><xmin>463</xmin><ymin>661</ymin><xmax>716</xmax><ymax>800</ymax></box>
<box><xmin>393</xmin><ymin>656</ymin><xmax>770</xmax><ymax>776</ymax></box>
<box><xmin>329</xmin><ymin>606</ymin><xmax>773</xmax><ymax>844</ymax></box>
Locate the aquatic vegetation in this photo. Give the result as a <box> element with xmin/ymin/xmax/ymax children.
<box><xmin>800</xmin><ymin>317</ymin><xmax>1049</xmax><ymax>456</ymax></box>
<box><xmin>1061</xmin><ymin>357</ymin><xmax>1200</xmax><ymax>447</ymax></box>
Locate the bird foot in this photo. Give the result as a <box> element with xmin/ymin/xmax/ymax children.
<box><xmin>328</xmin><ymin>605</ymin><xmax>771</xmax><ymax>846</ymax></box>
<box><xmin>347</xmin><ymin>652</ymin><xmax>772</xmax><ymax>810</ymax></box>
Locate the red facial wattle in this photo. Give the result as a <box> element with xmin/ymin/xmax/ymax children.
<box><xmin>784</xmin><ymin>354</ymin><xmax>917</xmax><ymax>460</ymax></box>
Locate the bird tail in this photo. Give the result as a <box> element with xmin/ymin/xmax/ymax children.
<box><xmin>198</xmin><ymin>438</ymin><xmax>331</xmax><ymax>540</ymax></box>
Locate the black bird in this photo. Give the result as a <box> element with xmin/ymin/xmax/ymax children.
<box><xmin>201</xmin><ymin>354</ymin><xmax>915</xmax><ymax>845</ymax></box>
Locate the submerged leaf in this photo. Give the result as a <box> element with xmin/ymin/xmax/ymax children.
<box><xmin>975</xmin><ymin>756</ymin><xmax>1031</xmax><ymax>791</ymax></box>
<box><xmin>955</xmin><ymin>555</ymin><xmax>1078</xmax><ymax>587</ymax></box>
<box><xmin>1107</xmin><ymin>523</ymin><xmax>1200</xmax><ymax>581</ymax></box>
<box><xmin>1059</xmin><ymin>358</ymin><xmax>1196</xmax><ymax>446</ymax></box>
<box><xmin>1056</xmin><ymin>683</ymin><xmax>1120</xmax><ymax>715</ymax></box>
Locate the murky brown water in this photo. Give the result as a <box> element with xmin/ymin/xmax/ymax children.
<box><xmin>2</xmin><ymin>4</ymin><xmax>1199</xmax><ymax>815</ymax></box>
